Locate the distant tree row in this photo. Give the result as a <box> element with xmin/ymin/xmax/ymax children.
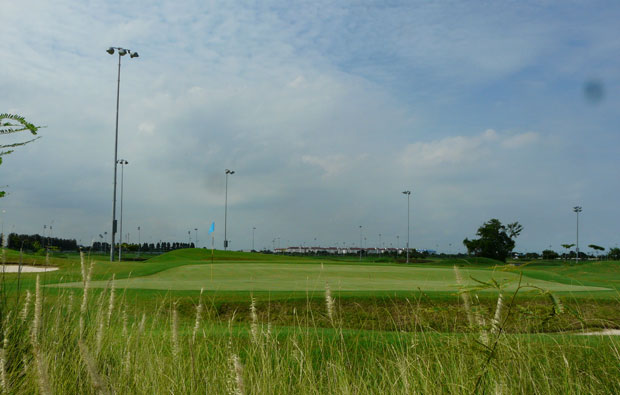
<box><xmin>91</xmin><ymin>241</ymin><xmax>195</xmax><ymax>253</ymax></box>
<box><xmin>3</xmin><ymin>233</ymin><xmax>197</xmax><ymax>254</ymax></box>
<box><xmin>6</xmin><ymin>233</ymin><xmax>77</xmax><ymax>252</ymax></box>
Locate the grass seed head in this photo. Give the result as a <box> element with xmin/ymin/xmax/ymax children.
<box><xmin>32</xmin><ymin>275</ymin><xmax>42</xmax><ymax>344</ymax></box>
<box><xmin>20</xmin><ymin>289</ymin><xmax>32</xmax><ymax>321</ymax></box>
<box><xmin>107</xmin><ymin>274</ymin><xmax>116</xmax><ymax>327</ymax></box>
<box><xmin>250</xmin><ymin>296</ymin><xmax>259</xmax><ymax>343</ymax></box>
<box><xmin>325</xmin><ymin>282</ymin><xmax>335</xmax><ymax>322</ymax></box>
<box><xmin>228</xmin><ymin>353</ymin><xmax>245</xmax><ymax>395</ymax></box>
<box><xmin>171</xmin><ymin>303</ymin><xmax>179</xmax><ymax>359</ymax></box>
<box><xmin>491</xmin><ymin>293</ymin><xmax>504</xmax><ymax>335</ymax></box>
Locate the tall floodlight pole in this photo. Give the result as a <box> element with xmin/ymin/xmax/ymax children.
<box><xmin>402</xmin><ymin>190</ymin><xmax>411</xmax><ymax>263</ymax></box>
<box><xmin>137</xmin><ymin>226</ymin><xmax>141</xmax><ymax>257</ymax></box>
<box><xmin>359</xmin><ymin>226</ymin><xmax>363</xmax><ymax>261</ymax></box>
<box><xmin>107</xmin><ymin>46</ymin><xmax>139</xmax><ymax>262</ymax></box>
<box><xmin>573</xmin><ymin>206</ymin><xmax>582</xmax><ymax>264</ymax></box>
<box><xmin>252</xmin><ymin>227</ymin><xmax>256</xmax><ymax>251</ymax></box>
<box><xmin>117</xmin><ymin>159</ymin><xmax>128</xmax><ymax>262</ymax></box>
<box><xmin>224</xmin><ymin>169</ymin><xmax>235</xmax><ymax>250</ymax></box>
<box><xmin>194</xmin><ymin>228</ymin><xmax>198</xmax><ymax>247</ymax></box>
<box><xmin>0</xmin><ymin>210</ymin><xmax>5</xmax><ymax>245</ymax></box>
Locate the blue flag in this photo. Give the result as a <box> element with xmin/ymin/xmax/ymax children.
<box><xmin>208</xmin><ymin>221</ymin><xmax>215</xmax><ymax>234</ymax></box>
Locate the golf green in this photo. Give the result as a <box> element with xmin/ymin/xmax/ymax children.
<box><xmin>59</xmin><ymin>263</ymin><xmax>610</xmax><ymax>292</ymax></box>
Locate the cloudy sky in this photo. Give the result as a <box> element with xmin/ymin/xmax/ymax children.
<box><xmin>1</xmin><ymin>0</ymin><xmax>619</xmax><ymax>253</ymax></box>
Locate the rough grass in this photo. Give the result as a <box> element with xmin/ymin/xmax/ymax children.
<box><xmin>1</xmin><ymin>248</ymin><xmax>620</xmax><ymax>392</ymax></box>
<box><xmin>2</xmin><ymin>272</ymin><xmax>619</xmax><ymax>393</ymax></box>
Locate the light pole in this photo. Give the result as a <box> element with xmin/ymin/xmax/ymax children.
<box><xmin>252</xmin><ymin>227</ymin><xmax>256</xmax><ymax>251</ymax></box>
<box><xmin>359</xmin><ymin>225</ymin><xmax>363</xmax><ymax>261</ymax></box>
<box><xmin>0</xmin><ymin>210</ymin><xmax>5</xmax><ymax>245</ymax></box>
<box><xmin>137</xmin><ymin>226</ymin><xmax>141</xmax><ymax>257</ymax></box>
<box><xmin>117</xmin><ymin>159</ymin><xmax>128</xmax><ymax>261</ymax></box>
<box><xmin>194</xmin><ymin>228</ymin><xmax>198</xmax><ymax>247</ymax></box>
<box><xmin>224</xmin><ymin>169</ymin><xmax>235</xmax><ymax>250</ymax></box>
<box><xmin>402</xmin><ymin>190</ymin><xmax>411</xmax><ymax>263</ymax></box>
<box><xmin>574</xmin><ymin>206</ymin><xmax>582</xmax><ymax>264</ymax></box>
<box><xmin>188</xmin><ymin>230</ymin><xmax>191</xmax><ymax>246</ymax></box>
<box><xmin>107</xmin><ymin>46</ymin><xmax>139</xmax><ymax>262</ymax></box>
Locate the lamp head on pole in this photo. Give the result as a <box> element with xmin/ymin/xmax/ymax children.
<box><xmin>225</xmin><ymin>169</ymin><xmax>235</xmax><ymax>175</ymax></box>
<box><xmin>107</xmin><ymin>47</ymin><xmax>139</xmax><ymax>59</ymax></box>
<box><xmin>402</xmin><ymin>190</ymin><xmax>411</xmax><ymax>195</ymax></box>
<box><xmin>573</xmin><ymin>206</ymin><xmax>582</xmax><ymax>213</ymax></box>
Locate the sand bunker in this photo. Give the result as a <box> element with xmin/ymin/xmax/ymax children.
<box><xmin>2</xmin><ymin>264</ymin><xmax>58</xmax><ymax>273</ymax></box>
<box><xmin>579</xmin><ymin>329</ymin><xmax>620</xmax><ymax>336</ymax></box>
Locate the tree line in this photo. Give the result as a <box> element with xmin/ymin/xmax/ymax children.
<box><xmin>4</xmin><ymin>233</ymin><xmax>196</xmax><ymax>254</ymax></box>
<box><xmin>91</xmin><ymin>241</ymin><xmax>195</xmax><ymax>254</ymax></box>
<box><xmin>6</xmin><ymin>233</ymin><xmax>77</xmax><ymax>252</ymax></box>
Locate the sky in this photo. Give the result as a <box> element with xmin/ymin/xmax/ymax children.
<box><xmin>1</xmin><ymin>0</ymin><xmax>619</xmax><ymax>253</ymax></box>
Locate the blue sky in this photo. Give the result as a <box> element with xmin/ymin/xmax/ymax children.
<box><xmin>1</xmin><ymin>0</ymin><xmax>619</xmax><ymax>252</ymax></box>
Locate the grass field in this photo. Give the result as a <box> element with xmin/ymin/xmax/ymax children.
<box><xmin>59</xmin><ymin>261</ymin><xmax>611</xmax><ymax>292</ymax></box>
<box><xmin>1</xmin><ymin>247</ymin><xmax>619</xmax><ymax>393</ymax></box>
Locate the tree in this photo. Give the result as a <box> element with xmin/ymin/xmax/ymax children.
<box><xmin>463</xmin><ymin>218</ymin><xmax>523</xmax><ymax>262</ymax></box>
<box><xmin>561</xmin><ymin>244</ymin><xmax>575</xmax><ymax>261</ymax></box>
<box><xmin>608</xmin><ymin>247</ymin><xmax>620</xmax><ymax>260</ymax></box>
<box><xmin>1</xmin><ymin>114</ymin><xmax>41</xmax><ymax>198</ymax></box>
<box><xmin>542</xmin><ymin>249</ymin><xmax>559</xmax><ymax>260</ymax></box>
<box><xmin>588</xmin><ymin>244</ymin><xmax>605</xmax><ymax>259</ymax></box>
<box><xmin>524</xmin><ymin>252</ymin><xmax>540</xmax><ymax>260</ymax></box>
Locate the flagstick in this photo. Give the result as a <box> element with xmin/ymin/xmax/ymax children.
<box><xmin>211</xmin><ymin>235</ymin><xmax>214</xmax><ymax>281</ymax></box>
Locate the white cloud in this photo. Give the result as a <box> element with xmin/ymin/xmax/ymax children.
<box><xmin>501</xmin><ymin>132</ymin><xmax>538</xmax><ymax>149</ymax></box>
<box><xmin>400</xmin><ymin>129</ymin><xmax>539</xmax><ymax>168</ymax></box>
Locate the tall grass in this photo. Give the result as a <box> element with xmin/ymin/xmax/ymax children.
<box><xmin>0</xmin><ymin>257</ymin><xmax>618</xmax><ymax>393</ymax></box>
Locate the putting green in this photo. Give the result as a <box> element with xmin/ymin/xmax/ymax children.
<box><xmin>59</xmin><ymin>263</ymin><xmax>610</xmax><ymax>292</ymax></box>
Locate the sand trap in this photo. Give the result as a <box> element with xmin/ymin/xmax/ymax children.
<box><xmin>2</xmin><ymin>264</ymin><xmax>59</xmax><ymax>273</ymax></box>
<box><xmin>579</xmin><ymin>329</ymin><xmax>620</xmax><ymax>336</ymax></box>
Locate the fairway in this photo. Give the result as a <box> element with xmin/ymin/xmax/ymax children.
<box><xmin>61</xmin><ymin>262</ymin><xmax>610</xmax><ymax>292</ymax></box>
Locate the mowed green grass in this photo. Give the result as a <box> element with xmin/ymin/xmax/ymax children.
<box><xmin>58</xmin><ymin>261</ymin><xmax>610</xmax><ymax>292</ymax></box>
